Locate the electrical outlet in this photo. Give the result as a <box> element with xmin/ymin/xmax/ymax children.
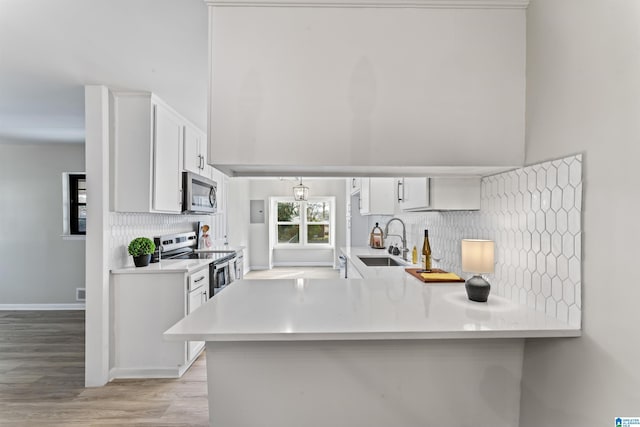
<box><xmin>76</xmin><ymin>288</ymin><xmax>86</xmax><ymax>301</ymax></box>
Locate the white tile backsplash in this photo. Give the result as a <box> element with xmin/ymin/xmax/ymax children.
<box><xmin>369</xmin><ymin>154</ymin><xmax>582</xmax><ymax>326</ymax></box>
<box><xmin>109</xmin><ymin>212</ymin><xmax>226</xmax><ymax>269</ymax></box>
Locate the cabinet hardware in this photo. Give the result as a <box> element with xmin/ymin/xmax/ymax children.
<box><xmin>397</xmin><ymin>180</ymin><xmax>404</xmax><ymax>202</ymax></box>
<box><xmin>194</xmin><ymin>276</ymin><xmax>205</xmax><ymax>283</ymax></box>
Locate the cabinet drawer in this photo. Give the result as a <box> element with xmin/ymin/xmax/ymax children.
<box><xmin>188</xmin><ymin>268</ymin><xmax>209</xmax><ymax>292</ymax></box>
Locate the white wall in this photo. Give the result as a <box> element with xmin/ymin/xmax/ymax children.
<box><xmin>519</xmin><ymin>1</ymin><xmax>640</xmax><ymax>425</ymax></box>
<box><xmin>226</xmin><ymin>178</ymin><xmax>251</xmax><ymax>272</ymax></box>
<box><xmin>248</xmin><ymin>179</ymin><xmax>346</xmax><ymax>269</ymax></box>
<box><xmin>0</xmin><ymin>141</ymin><xmax>85</xmax><ymax>306</ymax></box>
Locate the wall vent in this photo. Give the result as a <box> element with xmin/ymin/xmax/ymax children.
<box><xmin>76</xmin><ymin>288</ymin><xmax>86</xmax><ymax>302</ymax></box>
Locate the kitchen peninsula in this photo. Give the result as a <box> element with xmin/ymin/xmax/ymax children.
<box><xmin>165</xmin><ymin>250</ymin><xmax>579</xmax><ymax>427</ymax></box>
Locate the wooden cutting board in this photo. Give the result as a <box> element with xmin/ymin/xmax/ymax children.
<box><xmin>405</xmin><ymin>268</ymin><xmax>465</xmax><ymax>283</ymax></box>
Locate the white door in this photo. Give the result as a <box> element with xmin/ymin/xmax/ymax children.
<box><xmin>153</xmin><ymin>104</ymin><xmax>184</xmax><ymax>212</ymax></box>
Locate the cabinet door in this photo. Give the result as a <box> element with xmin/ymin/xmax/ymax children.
<box><xmin>399</xmin><ymin>177</ymin><xmax>430</xmax><ymax>211</ymax></box>
<box><xmin>187</xmin><ymin>286</ymin><xmax>206</xmax><ymax>361</ymax></box>
<box><xmin>153</xmin><ymin>104</ymin><xmax>184</xmax><ymax>212</ymax></box>
<box><xmin>350</xmin><ymin>178</ymin><xmax>361</xmax><ymax>195</ymax></box>
<box><xmin>198</xmin><ymin>129</ymin><xmax>215</xmax><ymax>180</ymax></box>
<box><xmin>183</xmin><ymin>123</ymin><xmax>202</xmax><ymax>175</ymax></box>
<box><xmin>359</xmin><ymin>178</ymin><xmax>394</xmax><ymax>215</ymax></box>
<box><xmin>359</xmin><ymin>178</ymin><xmax>371</xmax><ymax>215</ymax></box>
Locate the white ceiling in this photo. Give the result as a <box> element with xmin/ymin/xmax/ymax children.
<box><xmin>0</xmin><ymin>0</ymin><xmax>208</xmax><ymax>144</ymax></box>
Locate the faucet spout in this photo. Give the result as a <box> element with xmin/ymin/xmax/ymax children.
<box><xmin>384</xmin><ymin>218</ymin><xmax>409</xmax><ymax>261</ymax></box>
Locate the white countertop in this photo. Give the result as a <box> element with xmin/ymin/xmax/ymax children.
<box><xmin>111</xmin><ymin>257</ymin><xmax>220</xmax><ymax>275</ymax></box>
<box><xmin>194</xmin><ymin>245</ymin><xmax>245</xmax><ymax>254</ymax></box>
<box><xmin>164</xmin><ymin>276</ymin><xmax>580</xmax><ymax>342</ymax></box>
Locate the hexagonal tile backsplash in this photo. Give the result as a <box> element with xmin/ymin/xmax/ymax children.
<box><xmin>379</xmin><ymin>155</ymin><xmax>582</xmax><ymax>327</ymax></box>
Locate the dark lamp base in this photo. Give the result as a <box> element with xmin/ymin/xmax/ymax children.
<box><xmin>465</xmin><ymin>275</ymin><xmax>491</xmax><ymax>302</ymax></box>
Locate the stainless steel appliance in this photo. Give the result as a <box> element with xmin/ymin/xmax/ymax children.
<box><xmin>182</xmin><ymin>172</ymin><xmax>217</xmax><ymax>214</ymax></box>
<box><xmin>210</xmin><ymin>253</ymin><xmax>235</xmax><ymax>296</ymax></box>
<box><xmin>152</xmin><ymin>231</ymin><xmax>198</xmax><ymax>262</ymax></box>
<box><xmin>151</xmin><ymin>231</ymin><xmax>236</xmax><ymax>298</ymax></box>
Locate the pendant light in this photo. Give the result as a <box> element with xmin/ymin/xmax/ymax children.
<box><xmin>293</xmin><ymin>177</ymin><xmax>309</xmax><ymax>201</ymax></box>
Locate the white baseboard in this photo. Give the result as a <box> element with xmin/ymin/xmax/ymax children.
<box><xmin>109</xmin><ymin>367</ymin><xmax>182</xmax><ymax>380</ymax></box>
<box><xmin>0</xmin><ymin>303</ymin><xmax>86</xmax><ymax>311</ymax></box>
<box><xmin>109</xmin><ymin>349</ymin><xmax>201</xmax><ymax>380</ymax></box>
<box><xmin>250</xmin><ymin>266</ymin><xmax>271</xmax><ymax>271</ymax></box>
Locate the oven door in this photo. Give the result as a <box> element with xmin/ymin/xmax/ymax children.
<box><xmin>183</xmin><ymin>172</ymin><xmax>217</xmax><ymax>214</ymax></box>
<box><xmin>210</xmin><ymin>261</ymin><xmax>230</xmax><ymax>297</ymax></box>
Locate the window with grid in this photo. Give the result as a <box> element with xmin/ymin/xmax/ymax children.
<box><xmin>274</xmin><ymin>198</ymin><xmax>333</xmax><ymax>246</ymax></box>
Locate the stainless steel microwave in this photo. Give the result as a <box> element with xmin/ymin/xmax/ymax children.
<box><xmin>182</xmin><ymin>172</ymin><xmax>217</xmax><ymax>214</ymax></box>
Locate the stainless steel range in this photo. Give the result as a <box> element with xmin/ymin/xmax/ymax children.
<box><xmin>152</xmin><ymin>231</ymin><xmax>236</xmax><ymax>297</ymax></box>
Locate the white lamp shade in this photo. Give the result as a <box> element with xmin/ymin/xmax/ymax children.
<box><xmin>461</xmin><ymin>239</ymin><xmax>495</xmax><ymax>274</ymax></box>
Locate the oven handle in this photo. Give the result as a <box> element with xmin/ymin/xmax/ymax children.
<box><xmin>213</xmin><ymin>261</ymin><xmax>229</xmax><ymax>269</ymax></box>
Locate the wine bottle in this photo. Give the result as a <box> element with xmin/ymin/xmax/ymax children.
<box><xmin>422</xmin><ymin>230</ymin><xmax>432</xmax><ymax>271</ymax></box>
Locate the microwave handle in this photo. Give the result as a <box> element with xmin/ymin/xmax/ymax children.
<box><xmin>209</xmin><ymin>187</ymin><xmax>217</xmax><ymax>208</ymax></box>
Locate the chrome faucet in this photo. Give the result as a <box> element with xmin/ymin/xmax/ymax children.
<box><xmin>384</xmin><ymin>218</ymin><xmax>409</xmax><ymax>261</ymax></box>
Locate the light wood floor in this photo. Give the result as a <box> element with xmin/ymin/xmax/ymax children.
<box><xmin>0</xmin><ymin>310</ymin><xmax>208</xmax><ymax>426</ymax></box>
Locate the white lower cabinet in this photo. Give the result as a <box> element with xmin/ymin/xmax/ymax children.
<box><xmin>187</xmin><ymin>268</ymin><xmax>208</xmax><ymax>361</ymax></box>
<box><xmin>110</xmin><ymin>266</ymin><xmax>209</xmax><ymax>379</ymax></box>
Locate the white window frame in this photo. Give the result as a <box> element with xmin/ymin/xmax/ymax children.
<box><xmin>271</xmin><ymin>197</ymin><xmax>335</xmax><ymax>249</ymax></box>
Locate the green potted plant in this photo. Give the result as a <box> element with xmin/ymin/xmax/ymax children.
<box><xmin>128</xmin><ymin>237</ymin><xmax>156</xmax><ymax>267</ymax></box>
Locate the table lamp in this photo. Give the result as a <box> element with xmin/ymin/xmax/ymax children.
<box><xmin>461</xmin><ymin>239</ymin><xmax>495</xmax><ymax>302</ymax></box>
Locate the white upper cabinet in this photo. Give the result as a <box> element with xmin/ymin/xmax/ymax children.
<box><xmin>397</xmin><ymin>178</ymin><xmax>430</xmax><ymax>212</ymax></box>
<box><xmin>359</xmin><ymin>178</ymin><xmax>395</xmax><ymax>215</ymax></box>
<box><xmin>184</xmin><ymin>123</ymin><xmax>213</xmax><ymax>179</ymax></box>
<box><xmin>112</xmin><ymin>92</ymin><xmax>188</xmax><ymax>214</ymax></box>
<box><xmin>184</xmin><ymin>123</ymin><xmax>203</xmax><ymax>174</ymax></box>
<box><xmin>396</xmin><ymin>177</ymin><xmax>481</xmax><ymax>212</ymax></box>
<box><xmin>206</xmin><ymin>2</ymin><xmax>526</xmax><ymax>176</ymax></box>
<box><xmin>349</xmin><ymin>178</ymin><xmax>361</xmax><ymax>195</ymax></box>
<box><xmin>153</xmin><ymin>104</ymin><xmax>184</xmax><ymax>213</ymax></box>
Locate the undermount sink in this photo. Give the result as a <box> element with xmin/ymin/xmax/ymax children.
<box><xmin>358</xmin><ymin>256</ymin><xmax>405</xmax><ymax>267</ymax></box>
